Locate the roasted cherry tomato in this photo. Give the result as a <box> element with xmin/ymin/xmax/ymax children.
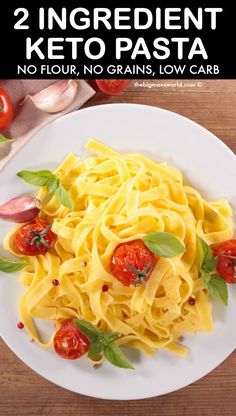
<box><xmin>0</xmin><ymin>87</ymin><xmax>14</xmax><ymax>130</ymax></box>
<box><xmin>215</xmin><ymin>239</ymin><xmax>236</xmax><ymax>283</ymax></box>
<box><xmin>13</xmin><ymin>219</ymin><xmax>56</xmax><ymax>256</ymax></box>
<box><xmin>111</xmin><ymin>239</ymin><xmax>156</xmax><ymax>286</ymax></box>
<box><xmin>95</xmin><ymin>80</ymin><xmax>129</xmax><ymax>95</ymax></box>
<box><xmin>54</xmin><ymin>319</ymin><xmax>90</xmax><ymax>360</ymax></box>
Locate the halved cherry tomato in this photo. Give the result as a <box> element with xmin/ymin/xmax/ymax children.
<box><xmin>54</xmin><ymin>319</ymin><xmax>90</xmax><ymax>360</ymax></box>
<box><xmin>111</xmin><ymin>239</ymin><xmax>156</xmax><ymax>287</ymax></box>
<box><xmin>95</xmin><ymin>80</ymin><xmax>129</xmax><ymax>95</ymax></box>
<box><xmin>215</xmin><ymin>239</ymin><xmax>236</xmax><ymax>283</ymax></box>
<box><xmin>0</xmin><ymin>87</ymin><xmax>14</xmax><ymax>130</ymax></box>
<box><xmin>13</xmin><ymin>219</ymin><xmax>56</xmax><ymax>256</ymax></box>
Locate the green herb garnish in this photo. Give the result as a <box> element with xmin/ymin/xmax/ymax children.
<box><xmin>0</xmin><ymin>255</ymin><xmax>27</xmax><ymax>273</ymax></box>
<box><xmin>17</xmin><ymin>169</ymin><xmax>74</xmax><ymax>210</ymax></box>
<box><xmin>197</xmin><ymin>236</ymin><xmax>228</xmax><ymax>306</ymax></box>
<box><xmin>74</xmin><ymin>319</ymin><xmax>134</xmax><ymax>369</ymax></box>
<box><xmin>143</xmin><ymin>232</ymin><xmax>186</xmax><ymax>257</ymax></box>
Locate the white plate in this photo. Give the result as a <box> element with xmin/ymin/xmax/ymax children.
<box><xmin>0</xmin><ymin>104</ymin><xmax>236</xmax><ymax>400</ymax></box>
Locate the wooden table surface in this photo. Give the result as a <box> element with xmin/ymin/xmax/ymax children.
<box><xmin>1</xmin><ymin>80</ymin><xmax>236</xmax><ymax>416</ymax></box>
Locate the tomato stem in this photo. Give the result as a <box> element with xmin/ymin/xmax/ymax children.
<box><xmin>128</xmin><ymin>262</ymin><xmax>151</xmax><ymax>287</ymax></box>
<box><xmin>26</xmin><ymin>222</ymin><xmax>53</xmax><ymax>250</ymax></box>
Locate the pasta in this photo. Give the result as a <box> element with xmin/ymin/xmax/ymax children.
<box><xmin>4</xmin><ymin>139</ymin><xmax>233</xmax><ymax>358</ymax></box>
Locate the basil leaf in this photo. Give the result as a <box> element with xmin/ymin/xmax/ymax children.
<box><xmin>103</xmin><ymin>342</ymin><xmax>134</xmax><ymax>369</ymax></box>
<box><xmin>88</xmin><ymin>340</ymin><xmax>104</xmax><ymax>358</ymax></box>
<box><xmin>203</xmin><ymin>256</ymin><xmax>218</xmax><ymax>273</ymax></box>
<box><xmin>47</xmin><ymin>178</ymin><xmax>59</xmax><ymax>193</ymax></box>
<box><xmin>0</xmin><ymin>256</ymin><xmax>27</xmax><ymax>273</ymax></box>
<box><xmin>74</xmin><ymin>319</ymin><xmax>133</xmax><ymax>369</ymax></box>
<box><xmin>201</xmin><ymin>270</ymin><xmax>211</xmax><ymax>286</ymax></box>
<box><xmin>207</xmin><ymin>275</ymin><xmax>228</xmax><ymax>306</ymax></box>
<box><xmin>234</xmin><ymin>258</ymin><xmax>236</xmax><ymax>274</ymax></box>
<box><xmin>17</xmin><ymin>170</ymin><xmax>55</xmax><ymax>187</ymax></box>
<box><xmin>0</xmin><ymin>134</ymin><xmax>8</xmax><ymax>144</ymax></box>
<box><xmin>197</xmin><ymin>236</ymin><xmax>228</xmax><ymax>307</ymax></box>
<box><xmin>55</xmin><ymin>184</ymin><xmax>74</xmax><ymax>210</ymax></box>
<box><xmin>102</xmin><ymin>332</ymin><xmax>119</xmax><ymax>343</ymax></box>
<box><xmin>17</xmin><ymin>169</ymin><xmax>74</xmax><ymax>210</ymax></box>
<box><xmin>197</xmin><ymin>236</ymin><xmax>212</xmax><ymax>269</ymax></box>
<box><xmin>74</xmin><ymin>319</ymin><xmax>100</xmax><ymax>343</ymax></box>
<box><xmin>143</xmin><ymin>232</ymin><xmax>185</xmax><ymax>257</ymax></box>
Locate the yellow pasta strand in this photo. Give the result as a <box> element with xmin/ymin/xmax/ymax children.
<box><xmin>4</xmin><ymin>139</ymin><xmax>233</xmax><ymax>359</ymax></box>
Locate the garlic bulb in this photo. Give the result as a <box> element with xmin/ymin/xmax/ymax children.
<box><xmin>23</xmin><ymin>80</ymin><xmax>78</xmax><ymax>113</ymax></box>
<box><xmin>0</xmin><ymin>195</ymin><xmax>42</xmax><ymax>223</ymax></box>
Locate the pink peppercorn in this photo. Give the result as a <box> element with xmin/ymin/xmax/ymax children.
<box><xmin>17</xmin><ymin>321</ymin><xmax>24</xmax><ymax>329</ymax></box>
<box><xmin>188</xmin><ymin>297</ymin><xmax>196</xmax><ymax>306</ymax></box>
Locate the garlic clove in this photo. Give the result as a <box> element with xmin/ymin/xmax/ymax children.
<box><xmin>22</xmin><ymin>80</ymin><xmax>78</xmax><ymax>113</ymax></box>
<box><xmin>0</xmin><ymin>196</ymin><xmax>42</xmax><ymax>223</ymax></box>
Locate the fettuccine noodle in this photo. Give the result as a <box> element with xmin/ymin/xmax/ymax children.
<box><xmin>4</xmin><ymin>139</ymin><xmax>233</xmax><ymax>357</ymax></box>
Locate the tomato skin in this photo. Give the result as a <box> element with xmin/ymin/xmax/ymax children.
<box><xmin>95</xmin><ymin>80</ymin><xmax>129</xmax><ymax>95</ymax></box>
<box><xmin>13</xmin><ymin>219</ymin><xmax>56</xmax><ymax>256</ymax></box>
<box><xmin>0</xmin><ymin>87</ymin><xmax>14</xmax><ymax>130</ymax></box>
<box><xmin>54</xmin><ymin>319</ymin><xmax>90</xmax><ymax>360</ymax></box>
<box><xmin>215</xmin><ymin>239</ymin><xmax>236</xmax><ymax>283</ymax></box>
<box><xmin>111</xmin><ymin>239</ymin><xmax>156</xmax><ymax>286</ymax></box>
